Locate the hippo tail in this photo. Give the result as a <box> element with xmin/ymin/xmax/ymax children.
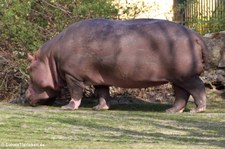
<box><xmin>196</xmin><ymin>37</ymin><xmax>210</xmax><ymax>70</ymax></box>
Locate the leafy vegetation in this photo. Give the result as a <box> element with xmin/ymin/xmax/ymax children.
<box><xmin>0</xmin><ymin>0</ymin><xmax>118</xmax><ymax>53</ymax></box>
<box><xmin>0</xmin><ymin>0</ymin><xmax>118</xmax><ymax>100</ymax></box>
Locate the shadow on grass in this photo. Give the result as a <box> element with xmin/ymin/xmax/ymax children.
<box><xmin>109</xmin><ymin>103</ymin><xmax>171</xmax><ymax>112</ymax></box>
<box><xmin>31</xmin><ymin>96</ymin><xmax>173</xmax><ymax>112</ymax></box>
<box><xmin>53</xmin><ymin>96</ymin><xmax>193</xmax><ymax>112</ymax></box>
<box><xmin>79</xmin><ymin>96</ymin><xmax>173</xmax><ymax>112</ymax></box>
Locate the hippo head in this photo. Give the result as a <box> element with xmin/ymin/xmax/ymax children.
<box><xmin>26</xmin><ymin>53</ymin><xmax>59</xmax><ymax>106</ymax></box>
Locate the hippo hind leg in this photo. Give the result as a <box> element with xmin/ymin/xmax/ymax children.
<box><xmin>173</xmin><ymin>76</ymin><xmax>207</xmax><ymax>113</ymax></box>
<box><xmin>166</xmin><ymin>84</ymin><xmax>190</xmax><ymax>113</ymax></box>
<box><xmin>93</xmin><ymin>85</ymin><xmax>110</xmax><ymax>110</ymax></box>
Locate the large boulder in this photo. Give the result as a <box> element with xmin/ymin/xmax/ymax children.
<box><xmin>203</xmin><ymin>31</ymin><xmax>225</xmax><ymax>89</ymax></box>
<box><xmin>204</xmin><ymin>31</ymin><xmax>225</xmax><ymax>68</ymax></box>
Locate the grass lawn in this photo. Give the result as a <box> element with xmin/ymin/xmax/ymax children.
<box><xmin>0</xmin><ymin>90</ymin><xmax>224</xmax><ymax>149</ymax></box>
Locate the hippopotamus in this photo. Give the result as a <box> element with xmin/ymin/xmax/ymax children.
<box><xmin>26</xmin><ymin>18</ymin><xmax>209</xmax><ymax>113</ymax></box>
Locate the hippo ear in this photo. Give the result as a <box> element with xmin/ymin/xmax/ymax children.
<box><xmin>28</xmin><ymin>53</ymin><xmax>35</xmax><ymax>62</ymax></box>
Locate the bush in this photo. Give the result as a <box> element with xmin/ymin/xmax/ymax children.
<box><xmin>0</xmin><ymin>0</ymin><xmax>118</xmax><ymax>101</ymax></box>
<box><xmin>0</xmin><ymin>0</ymin><xmax>118</xmax><ymax>53</ymax></box>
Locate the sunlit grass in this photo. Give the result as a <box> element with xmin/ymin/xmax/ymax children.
<box><xmin>0</xmin><ymin>90</ymin><xmax>224</xmax><ymax>148</ymax></box>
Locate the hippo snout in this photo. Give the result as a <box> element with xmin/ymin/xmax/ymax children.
<box><xmin>25</xmin><ymin>89</ymin><xmax>38</xmax><ymax>106</ymax></box>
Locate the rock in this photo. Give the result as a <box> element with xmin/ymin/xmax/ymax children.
<box><xmin>218</xmin><ymin>59</ymin><xmax>225</xmax><ymax>68</ymax></box>
<box><xmin>216</xmin><ymin>70</ymin><xmax>225</xmax><ymax>87</ymax></box>
<box><xmin>204</xmin><ymin>31</ymin><xmax>225</xmax><ymax>68</ymax></box>
<box><xmin>203</xmin><ymin>31</ymin><xmax>225</xmax><ymax>90</ymax></box>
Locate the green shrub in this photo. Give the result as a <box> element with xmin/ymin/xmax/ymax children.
<box><xmin>0</xmin><ymin>0</ymin><xmax>118</xmax><ymax>100</ymax></box>
<box><xmin>0</xmin><ymin>0</ymin><xmax>118</xmax><ymax>53</ymax></box>
<box><xmin>0</xmin><ymin>0</ymin><xmax>118</xmax><ymax>78</ymax></box>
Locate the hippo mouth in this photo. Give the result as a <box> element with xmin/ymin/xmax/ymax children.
<box><xmin>26</xmin><ymin>86</ymin><xmax>59</xmax><ymax>106</ymax></box>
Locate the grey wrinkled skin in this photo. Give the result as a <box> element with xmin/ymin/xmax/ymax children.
<box><xmin>26</xmin><ymin>18</ymin><xmax>209</xmax><ymax>112</ymax></box>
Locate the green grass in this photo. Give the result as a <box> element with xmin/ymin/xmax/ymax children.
<box><xmin>0</xmin><ymin>92</ymin><xmax>225</xmax><ymax>148</ymax></box>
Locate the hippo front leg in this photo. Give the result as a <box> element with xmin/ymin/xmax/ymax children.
<box><xmin>93</xmin><ymin>85</ymin><xmax>110</xmax><ymax>110</ymax></box>
<box><xmin>61</xmin><ymin>75</ymin><xmax>84</xmax><ymax>110</ymax></box>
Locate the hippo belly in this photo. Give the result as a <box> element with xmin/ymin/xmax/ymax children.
<box><xmin>95</xmin><ymin>55</ymin><xmax>169</xmax><ymax>88</ymax></box>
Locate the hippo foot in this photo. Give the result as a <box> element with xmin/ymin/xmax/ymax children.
<box><xmin>61</xmin><ymin>99</ymin><xmax>81</xmax><ymax>110</ymax></box>
<box><xmin>190</xmin><ymin>106</ymin><xmax>206</xmax><ymax>113</ymax></box>
<box><xmin>166</xmin><ymin>106</ymin><xmax>185</xmax><ymax>113</ymax></box>
<box><xmin>92</xmin><ymin>104</ymin><xmax>109</xmax><ymax>110</ymax></box>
